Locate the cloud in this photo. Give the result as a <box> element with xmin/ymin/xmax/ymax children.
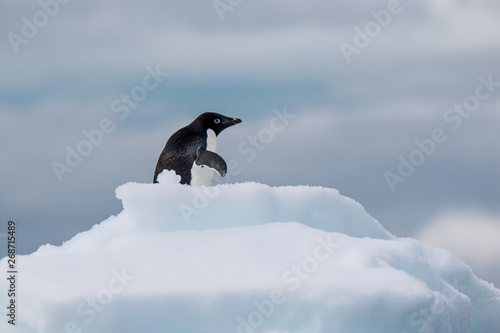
<box><xmin>417</xmin><ymin>210</ymin><xmax>500</xmax><ymax>287</ymax></box>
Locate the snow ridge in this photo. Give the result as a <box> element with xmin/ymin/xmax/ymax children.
<box><xmin>1</xmin><ymin>170</ymin><xmax>499</xmax><ymax>333</ymax></box>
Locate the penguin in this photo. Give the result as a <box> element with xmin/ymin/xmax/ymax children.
<box><xmin>153</xmin><ymin>112</ymin><xmax>242</xmax><ymax>185</ymax></box>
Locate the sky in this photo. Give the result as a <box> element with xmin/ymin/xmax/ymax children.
<box><xmin>0</xmin><ymin>0</ymin><xmax>499</xmax><ymax>285</ymax></box>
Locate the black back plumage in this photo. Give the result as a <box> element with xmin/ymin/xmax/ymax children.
<box><xmin>153</xmin><ymin>113</ymin><xmax>242</xmax><ymax>184</ymax></box>
<box><xmin>153</xmin><ymin>126</ymin><xmax>205</xmax><ymax>184</ymax></box>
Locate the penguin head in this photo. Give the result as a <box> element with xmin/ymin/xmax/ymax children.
<box><xmin>193</xmin><ymin>112</ymin><xmax>242</xmax><ymax>135</ymax></box>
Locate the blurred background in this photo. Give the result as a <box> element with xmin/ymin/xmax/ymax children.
<box><xmin>0</xmin><ymin>0</ymin><xmax>499</xmax><ymax>286</ymax></box>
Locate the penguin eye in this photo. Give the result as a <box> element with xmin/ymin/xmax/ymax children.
<box><xmin>214</xmin><ymin>119</ymin><xmax>220</xmax><ymax>124</ymax></box>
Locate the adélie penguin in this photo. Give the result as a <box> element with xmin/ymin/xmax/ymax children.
<box><xmin>153</xmin><ymin>113</ymin><xmax>242</xmax><ymax>185</ymax></box>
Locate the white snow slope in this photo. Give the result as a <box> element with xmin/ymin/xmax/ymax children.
<box><xmin>1</xmin><ymin>170</ymin><xmax>499</xmax><ymax>333</ymax></box>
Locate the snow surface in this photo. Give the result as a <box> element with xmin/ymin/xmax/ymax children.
<box><xmin>1</xmin><ymin>170</ymin><xmax>500</xmax><ymax>333</ymax></box>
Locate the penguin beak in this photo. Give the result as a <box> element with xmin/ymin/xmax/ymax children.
<box><xmin>220</xmin><ymin>117</ymin><xmax>242</xmax><ymax>130</ymax></box>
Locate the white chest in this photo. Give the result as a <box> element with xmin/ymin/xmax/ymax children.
<box><xmin>206</xmin><ymin>129</ymin><xmax>217</xmax><ymax>152</ymax></box>
<box><xmin>190</xmin><ymin>129</ymin><xmax>218</xmax><ymax>186</ymax></box>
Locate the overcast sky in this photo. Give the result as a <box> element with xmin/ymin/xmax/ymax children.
<box><xmin>1</xmin><ymin>0</ymin><xmax>499</xmax><ymax>286</ymax></box>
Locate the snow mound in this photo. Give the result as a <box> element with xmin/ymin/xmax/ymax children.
<box><xmin>1</xmin><ymin>171</ymin><xmax>499</xmax><ymax>333</ymax></box>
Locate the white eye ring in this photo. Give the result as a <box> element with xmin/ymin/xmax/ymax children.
<box><xmin>214</xmin><ymin>119</ymin><xmax>220</xmax><ymax>124</ymax></box>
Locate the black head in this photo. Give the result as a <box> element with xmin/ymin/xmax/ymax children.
<box><xmin>191</xmin><ymin>112</ymin><xmax>242</xmax><ymax>135</ymax></box>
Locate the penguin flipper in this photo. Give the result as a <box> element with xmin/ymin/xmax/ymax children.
<box><xmin>195</xmin><ymin>148</ymin><xmax>227</xmax><ymax>177</ymax></box>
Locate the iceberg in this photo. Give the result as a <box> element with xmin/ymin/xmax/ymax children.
<box><xmin>1</xmin><ymin>170</ymin><xmax>499</xmax><ymax>333</ymax></box>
